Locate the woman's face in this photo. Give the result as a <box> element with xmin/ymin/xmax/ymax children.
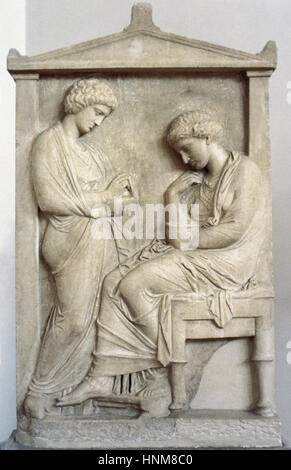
<box><xmin>173</xmin><ymin>137</ymin><xmax>210</xmax><ymax>170</ymax></box>
<box><xmin>75</xmin><ymin>104</ymin><xmax>111</xmax><ymax>135</ymax></box>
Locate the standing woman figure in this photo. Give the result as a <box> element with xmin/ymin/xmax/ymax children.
<box><xmin>24</xmin><ymin>79</ymin><xmax>133</xmax><ymax>418</ymax></box>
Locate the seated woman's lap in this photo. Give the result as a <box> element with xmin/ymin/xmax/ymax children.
<box><xmin>119</xmin><ymin>249</ymin><xmax>191</xmax><ymax>300</ymax></box>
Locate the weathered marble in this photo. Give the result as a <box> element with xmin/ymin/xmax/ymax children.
<box><xmin>16</xmin><ymin>411</ymin><xmax>282</xmax><ymax>449</ymax></box>
<box><xmin>8</xmin><ymin>3</ymin><xmax>281</xmax><ymax>448</ymax></box>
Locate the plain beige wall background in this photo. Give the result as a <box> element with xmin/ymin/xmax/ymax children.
<box><xmin>1</xmin><ymin>0</ymin><xmax>290</xmax><ymax>445</ymax></box>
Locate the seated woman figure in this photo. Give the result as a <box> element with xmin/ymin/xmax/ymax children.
<box><xmin>58</xmin><ymin>110</ymin><xmax>266</xmax><ymax>412</ymax></box>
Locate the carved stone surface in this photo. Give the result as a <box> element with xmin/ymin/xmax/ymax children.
<box><xmin>8</xmin><ymin>3</ymin><xmax>281</xmax><ymax>448</ymax></box>
<box><xmin>16</xmin><ymin>411</ymin><xmax>282</xmax><ymax>449</ymax></box>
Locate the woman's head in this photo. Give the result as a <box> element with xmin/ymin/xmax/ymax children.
<box><xmin>167</xmin><ymin>111</ymin><xmax>224</xmax><ymax>170</ymax></box>
<box><xmin>64</xmin><ymin>79</ymin><xmax>118</xmax><ymax>135</ymax></box>
<box><xmin>64</xmin><ymin>78</ymin><xmax>118</xmax><ymax>115</ymax></box>
<box><xmin>167</xmin><ymin>110</ymin><xmax>223</xmax><ymax>148</ymax></box>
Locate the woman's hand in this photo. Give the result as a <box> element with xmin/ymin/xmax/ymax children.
<box><xmin>104</xmin><ymin>174</ymin><xmax>138</xmax><ymax>215</ymax></box>
<box><xmin>106</xmin><ymin>174</ymin><xmax>132</xmax><ymax>198</ymax></box>
<box><xmin>165</xmin><ymin>171</ymin><xmax>202</xmax><ymax>202</ymax></box>
<box><xmin>169</xmin><ymin>171</ymin><xmax>202</xmax><ymax>192</ymax></box>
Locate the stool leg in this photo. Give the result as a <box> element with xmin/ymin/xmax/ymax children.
<box><xmin>169</xmin><ymin>362</ymin><xmax>187</xmax><ymax>410</ymax></box>
<box><xmin>252</xmin><ymin>314</ymin><xmax>276</xmax><ymax>417</ymax></box>
<box><xmin>170</xmin><ymin>308</ymin><xmax>187</xmax><ymax>410</ymax></box>
<box><xmin>253</xmin><ymin>360</ymin><xmax>275</xmax><ymax>417</ymax></box>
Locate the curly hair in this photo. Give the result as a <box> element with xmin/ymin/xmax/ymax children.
<box><xmin>64</xmin><ymin>78</ymin><xmax>118</xmax><ymax>114</ymax></box>
<box><xmin>167</xmin><ymin>111</ymin><xmax>223</xmax><ymax>146</ymax></box>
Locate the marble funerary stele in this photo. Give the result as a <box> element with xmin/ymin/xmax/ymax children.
<box><xmin>8</xmin><ymin>3</ymin><xmax>282</xmax><ymax>448</ymax></box>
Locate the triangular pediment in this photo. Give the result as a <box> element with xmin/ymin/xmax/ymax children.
<box><xmin>8</xmin><ymin>3</ymin><xmax>277</xmax><ymax>74</ymax></box>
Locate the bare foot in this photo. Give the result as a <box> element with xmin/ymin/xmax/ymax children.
<box><xmin>137</xmin><ymin>375</ymin><xmax>170</xmax><ymax>398</ymax></box>
<box><xmin>169</xmin><ymin>397</ymin><xmax>186</xmax><ymax>411</ymax></box>
<box><xmin>56</xmin><ymin>376</ymin><xmax>114</xmax><ymax>407</ymax></box>
<box><xmin>140</xmin><ymin>396</ymin><xmax>171</xmax><ymax>418</ymax></box>
<box><xmin>136</xmin><ymin>375</ymin><xmax>172</xmax><ymax>417</ymax></box>
<box><xmin>23</xmin><ymin>393</ymin><xmax>48</xmax><ymax>419</ymax></box>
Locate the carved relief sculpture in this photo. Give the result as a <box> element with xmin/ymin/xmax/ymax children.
<box><xmin>8</xmin><ymin>3</ymin><xmax>282</xmax><ymax>448</ymax></box>
<box><xmin>23</xmin><ymin>79</ymin><xmax>135</xmax><ymax>419</ymax></box>
<box><xmin>56</xmin><ymin>109</ymin><xmax>268</xmax><ymax>417</ymax></box>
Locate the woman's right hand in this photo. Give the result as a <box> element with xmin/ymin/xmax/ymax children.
<box><xmin>166</xmin><ymin>171</ymin><xmax>202</xmax><ymax>199</ymax></box>
<box><xmin>106</xmin><ymin>174</ymin><xmax>132</xmax><ymax>198</ymax></box>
